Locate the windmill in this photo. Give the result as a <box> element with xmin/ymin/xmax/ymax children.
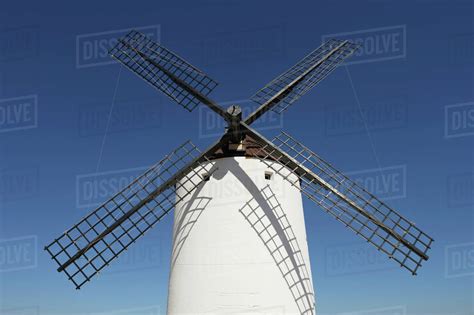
<box><xmin>45</xmin><ymin>30</ymin><xmax>433</xmax><ymax>314</ymax></box>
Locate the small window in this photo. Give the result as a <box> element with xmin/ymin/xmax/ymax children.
<box><xmin>264</xmin><ymin>171</ymin><xmax>273</xmax><ymax>180</ymax></box>
<box><xmin>202</xmin><ymin>173</ymin><xmax>210</xmax><ymax>181</ymax></box>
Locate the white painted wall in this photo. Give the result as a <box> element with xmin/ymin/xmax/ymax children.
<box><xmin>167</xmin><ymin>157</ymin><xmax>315</xmax><ymax>315</ymax></box>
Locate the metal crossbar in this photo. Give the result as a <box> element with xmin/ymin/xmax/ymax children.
<box><xmin>239</xmin><ymin>185</ymin><xmax>315</xmax><ymax>315</ymax></box>
<box><xmin>109</xmin><ymin>30</ymin><xmax>218</xmax><ymax>112</ymax></box>
<box><xmin>45</xmin><ymin>141</ymin><xmax>215</xmax><ymax>289</ymax></box>
<box><xmin>256</xmin><ymin>132</ymin><xmax>434</xmax><ymax>275</ymax></box>
<box><xmin>250</xmin><ymin>39</ymin><xmax>359</xmax><ymax>114</ymax></box>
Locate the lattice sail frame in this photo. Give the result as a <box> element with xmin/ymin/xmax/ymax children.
<box><xmin>109</xmin><ymin>30</ymin><xmax>218</xmax><ymax>112</ymax></box>
<box><xmin>45</xmin><ymin>141</ymin><xmax>215</xmax><ymax>289</ymax></box>
<box><xmin>251</xmin><ymin>39</ymin><xmax>359</xmax><ymax>114</ymax></box>
<box><xmin>256</xmin><ymin>132</ymin><xmax>433</xmax><ymax>275</ymax></box>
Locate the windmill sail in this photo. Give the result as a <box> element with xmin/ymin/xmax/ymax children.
<box><xmin>240</xmin><ymin>124</ymin><xmax>433</xmax><ymax>275</ymax></box>
<box><xmin>245</xmin><ymin>39</ymin><xmax>359</xmax><ymax>124</ymax></box>
<box><xmin>109</xmin><ymin>30</ymin><xmax>219</xmax><ymax>113</ymax></box>
<box><xmin>45</xmin><ymin>141</ymin><xmax>216</xmax><ymax>289</ymax></box>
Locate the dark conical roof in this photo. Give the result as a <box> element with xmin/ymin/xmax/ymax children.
<box><xmin>207</xmin><ymin>134</ymin><xmax>269</xmax><ymax>160</ymax></box>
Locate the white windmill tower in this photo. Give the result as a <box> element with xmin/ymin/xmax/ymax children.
<box><xmin>45</xmin><ymin>31</ymin><xmax>433</xmax><ymax>315</ymax></box>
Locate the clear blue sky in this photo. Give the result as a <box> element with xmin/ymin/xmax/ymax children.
<box><xmin>0</xmin><ymin>0</ymin><xmax>473</xmax><ymax>314</ymax></box>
